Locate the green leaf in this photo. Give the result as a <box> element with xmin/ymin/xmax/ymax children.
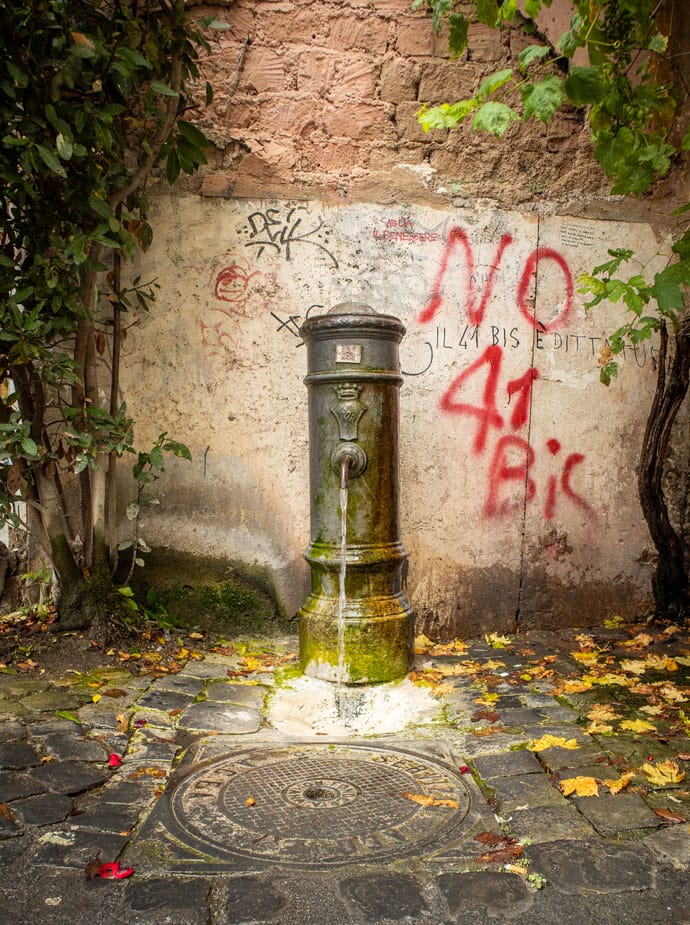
<box><xmin>476</xmin><ymin>68</ymin><xmax>513</xmax><ymax>101</ymax></box>
<box><xmin>56</xmin><ymin>132</ymin><xmax>73</xmax><ymax>160</ymax></box>
<box><xmin>600</xmin><ymin>361</ymin><xmax>619</xmax><ymax>386</ymax></box>
<box><xmin>518</xmin><ymin>45</ymin><xmax>550</xmax><ymax>75</ymax></box>
<box><xmin>35</xmin><ymin>145</ymin><xmax>67</xmax><ymax>178</ymax></box>
<box><xmin>150</xmin><ymin>80</ymin><xmax>179</xmax><ymax>97</ymax></box>
<box><xmin>447</xmin><ymin>14</ymin><xmax>469</xmax><ymax>58</ymax></box>
<box><xmin>126</xmin><ymin>501</ymin><xmax>140</xmax><ymax>520</ymax></box>
<box><xmin>7</xmin><ymin>61</ymin><xmax>29</xmax><ymax>88</ymax></box>
<box><xmin>472</xmin><ymin>101</ymin><xmax>520</xmax><ymax>137</ymax></box>
<box><xmin>20</xmin><ymin>436</ymin><xmax>38</xmax><ymax>457</ymax></box>
<box><xmin>205</xmin><ymin>81</ymin><xmax>214</xmax><ymax>105</ymax></box>
<box><xmin>647</xmin><ymin>33</ymin><xmax>667</xmax><ymax>54</ymax></box>
<box><xmin>565</xmin><ymin>66</ymin><xmax>606</xmax><ymax>105</ymax></box>
<box><xmin>55</xmin><ymin>710</ymin><xmax>80</xmax><ymax>723</ymax></box>
<box><xmin>522</xmin><ymin>75</ymin><xmax>563</xmax><ymax>123</ymax></box>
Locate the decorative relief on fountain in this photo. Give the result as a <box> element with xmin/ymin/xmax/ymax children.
<box><xmin>330</xmin><ymin>383</ymin><xmax>365</xmax><ymax>441</ymax></box>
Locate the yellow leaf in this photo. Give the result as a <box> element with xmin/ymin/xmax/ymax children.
<box><xmin>585</xmin><ymin>722</ymin><xmax>614</xmax><ymax>735</ymax></box>
<box><xmin>189</xmin><ymin>632</ymin><xmax>204</xmax><ymax>640</ymax></box>
<box><xmin>583</xmin><ymin>672</ymin><xmax>634</xmax><ymax>687</ymax></box>
<box><xmin>574</xmin><ymin>633</ymin><xmax>597</xmax><ymax>649</ymax></box>
<box><xmin>475</xmin><ymin>691</ymin><xmax>500</xmax><ymax>706</ymax></box>
<box><xmin>645</xmin><ymin>654</ymin><xmax>678</xmax><ymax>672</ymax></box>
<box><xmin>413</xmin><ymin>634</ymin><xmax>433</xmax><ymax>654</ymax></box>
<box><xmin>639</xmin><ymin>705</ymin><xmax>664</xmax><ymax>716</ymax></box>
<box><xmin>527</xmin><ymin>734</ymin><xmax>580</xmax><ymax>752</ymax></box>
<box><xmin>620</xmin><ymin>659</ymin><xmax>648</xmax><ymax>675</ymax></box>
<box><xmin>560</xmin><ymin>679</ymin><xmax>593</xmax><ymax>694</ymax></box>
<box><xmin>676</xmin><ymin>656</ymin><xmax>690</xmax><ymax>667</ymax></box>
<box><xmin>621</xmin><ymin>633</ymin><xmax>654</xmax><ymax>649</ymax></box>
<box><xmin>485</xmin><ymin>633</ymin><xmax>512</xmax><ymax>649</ymax></box>
<box><xmin>560</xmin><ymin>776</ymin><xmax>600</xmax><ymax>797</ymax></box>
<box><xmin>245</xmin><ymin>796</ymin><xmax>256</xmax><ymax>807</ymax></box>
<box><xmin>642</xmin><ymin>760</ymin><xmax>685</xmax><ymax>787</ymax></box>
<box><xmin>587</xmin><ymin>704</ymin><xmax>619</xmax><ymax>722</ymax></box>
<box><xmin>401</xmin><ymin>791</ymin><xmax>459</xmax><ymax>809</ymax></box>
<box><xmin>571</xmin><ymin>651</ymin><xmax>601</xmax><ymax>665</ymax></box>
<box><xmin>602</xmin><ymin>771</ymin><xmax>636</xmax><ymax>795</ymax></box>
<box><xmin>91</xmin><ymin>694</ymin><xmax>101</xmax><ymax>703</ymax></box>
<box><xmin>620</xmin><ymin>718</ymin><xmax>656</xmax><ymax>733</ymax></box>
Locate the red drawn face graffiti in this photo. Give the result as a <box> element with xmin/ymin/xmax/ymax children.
<box><xmin>214</xmin><ymin>261</ymin><xmax>261</xmax><ymax>305</ymax></box>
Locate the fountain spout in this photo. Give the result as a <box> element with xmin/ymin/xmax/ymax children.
<box><xmin>338</xmin><ymin>448</ymin><xmax>355</xmax><ymax>490</ymax></box>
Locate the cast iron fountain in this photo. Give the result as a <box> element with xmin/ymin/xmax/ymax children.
<box><xmin>299</xmin><ymin>302</ymin><xmax>414</xmax><ymax>684</ymax></box>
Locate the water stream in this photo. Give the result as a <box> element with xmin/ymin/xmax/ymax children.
<box><xmin>335</xmin><ymin>485</ymin><xmax>348</xmax><ymax>713</ymax></box>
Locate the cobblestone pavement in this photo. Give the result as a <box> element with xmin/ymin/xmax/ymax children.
<box><xmin>0</xmin><ymin>629</ymin><xmax>689</xmax><ymax>924</ymax></box>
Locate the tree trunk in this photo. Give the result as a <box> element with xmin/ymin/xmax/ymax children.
<box><xmin>638</xmin><ymin>317</ymin><xmax>690</xmax><ymax>621</ymax></box>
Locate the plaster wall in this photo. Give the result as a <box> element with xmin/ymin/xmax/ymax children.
<box><xmin>120</xmin><ymin>194</ymin><xmax>664</xmax><ymax>635</ymax></box>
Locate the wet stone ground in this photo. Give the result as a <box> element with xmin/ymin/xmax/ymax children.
<box><xmin>0</xmin><ymin>622</ymin><xmax>688</xmax><ymax>924</ymax></box>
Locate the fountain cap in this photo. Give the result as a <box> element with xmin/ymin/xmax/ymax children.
<box><xmin>327</xmin><ymin>302</ymin><xmax>378</xmax><ymax>316</ymax></box>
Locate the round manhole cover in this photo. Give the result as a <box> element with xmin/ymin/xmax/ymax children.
<box><xmin>167</xmin><ymin>744</ymin><xmax>472</xmax><ymax>868</ymax></box>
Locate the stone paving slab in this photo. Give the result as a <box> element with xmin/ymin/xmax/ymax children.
<box><xmin>0</xmin><ymin>633</ymin><xmax>688</xmax><ymax>925</ymax></box>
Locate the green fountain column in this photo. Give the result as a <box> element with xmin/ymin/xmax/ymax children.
<box><xmin>299</xmin><ymin>302</ymin><xmax>414</xmax><ymax>683</ymax></box>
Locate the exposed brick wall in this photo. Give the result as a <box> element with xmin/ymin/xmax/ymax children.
<box><xmin>191</xmin><ymin>0</ymin><xmax>606</xmax><ymax>208</ymax></box>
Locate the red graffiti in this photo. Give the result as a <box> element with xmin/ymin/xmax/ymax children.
<box><xmin>484</xmin><ymin>435</ymin><xmax>535</xmax><ymax>518</ymax></box>
<box><xmin>214</xmin><ymin>259</ymin><xmax>262</xmax><ymax>308</ymax></box>
<box><xmin>506</xmin><ymin>367</ymin><xmax>539</xmax><ymax>430</ymax></box>
<box><xmin>516</xmin><ymin>247</ymin><xmax>574</xmax><ymax>331</ymax></box>
<box><xmin>439</xmin><ymin>345</ymin><xmax>504</xmax><ymax>453</ymax></box>
<box><xmin>435</xmin><ymin>344</ymin><xmax>595</xmax><ymax>522</ymax></box>
<box><xmin>419</xmin><ymin>227</ymin><xmax>513</xmax><ymax>326</ymax></box>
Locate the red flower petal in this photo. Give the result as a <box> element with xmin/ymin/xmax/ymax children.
<box><xmin>98</xmin><ymin>861</ymin><xmax>134</xmax><ymax>880</ymax></box>
<box><xmin>459</xmin><ymin>764</ymin><xmax>470</xmax><ymax>774</ymax></box>
<box><xmin>108</xmin><ymin>753</ymin><xmax>123</xmax><ymax>768</ymax></box>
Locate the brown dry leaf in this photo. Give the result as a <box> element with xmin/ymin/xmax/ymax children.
<box><xmin>102</xmin><ymin>688</ymin><xmax>128</xmax><ymax>698</ymax></box>
<box><xmin>84</xmin><ymin>854</ymin><xmax>102</xmax><ymax>879</ymax></box>
<box><xmin>127</xmin><ymin>766</ymin><xmax>168</xmax><ymax>780</ymax></box>
<box><xmin>0</xmin><ymin>802</ymin><xmax>16</xmax><ymax>822</ymax></box>
<box><xmin>401</xmin><ymin>791</ymin><xmax>459</xmax><ymax>809</ymax></box>
<box><xmin>656</xmin><ymin>682</ymin><xmax>688</xmax><ymax>703</ymax></box>
<box><xmin>409</xmin><ymin>669</ymin><xmax>444</xmax><ymax>685</ymax></box>
<box><xmin>654</xmin><ymin>807</ymin><xmax>687</xmax><ymax>824</ymax></box>
<box><xmin>479</xmin><ymin>842</ymin><xmax>524</xmax><ymax>864</ymax></box>
<box><xmin>475</xmin><ymin>831</ymin><xmax>506</xmax><ymax>846</ymax></box>
<box><xmin>642</xmin><ymin>760</ymin><xmax>686</xmax><ymax>787</ymax></box>
<box><xmin>560</xmin><ymin>776</ymin><xmax>600</xmax><ymax>797</ymax></box>
<box><xmin>116</xmin><ymin>713</ymin><xmax>128</xmax><ymax>733</ymax></box>
<box><xmin>527</xmin><ymin>734</ymin><xmax>580</xmax><ymax>752</ymax></box>
<box><xmin>583</xmin><ymin>672</ymin><xmax>634</xmax><ymax>687</ymax></box>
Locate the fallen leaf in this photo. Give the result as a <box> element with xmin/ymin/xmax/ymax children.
<box><xmin>84</xmin><ymin>853</ymin><xmax>102</xmax><ymax>879</ymax></box>
<box><xmin>639</xmin><ymin>705</ymin><xmax>664</xmax><ymax>716</ymax></box>
<box><xmin>602</xmin><ymin>771</ymin><xmax>635</xmax><ymax>795</ymax></box>
<box><xmin>116</xmin><ymin>714</ymin><xmax>128</xmax><ymax>733</ymax></box>
<box><xmin>560</xmin><ymin>776</ymin><xmax>600</xmax><ymax>797</ymax></box>
<box><xmin>527</xmin><ymin>734</ymin><xmax>580</xmax><ymax>752</ymax></box>
<box><xmin>621</xmin><ymin>633</ymin><xmax>654</xmax><ymax>649</ymax></box>
<box><xmin>620</xmin><ymin>659</ymin><xmax>648</xmax><ymax>675</ymax></box>
<box><xmin>39</xmin><ymin>755</ymin><xmax>56</xmax><ymax>764</ymax></box>
<box><xmin>642</xmin><ymin>760</ymin><xmax>685</xmax><ymax>787</ymax></box>
<box><xmin>0</xmin><ymin>802</ymin><xmax>16</xmax><ymax>822</ymax></box>
<box><xmin>585</xmin><ymin>722</ymin><xmax>614</xmax><ymax>735</ymax></box>
<box><xmin>245</xmin><ymin>796</ymin><xmax>256</xmax><ymax>807</ymax></box>
<box><xmin>571</xmin><ymin>651</ymin><xmax>601</xmax><ymax>665</ymax></box>
<box><xmin>584</xmin><ymin>672</ymin><xmax>634</xmax><ymax>687</ymax></box>
<box><xmin>102</xmin><ymin>688</ymin><xmax>129</xmax><ymax>698</ymax></box>
<box><xmin>560</xmin><ymin>679</ymin><xmax>593</xmax><ymax>694</ymax></box>
<box><xmin>474</xmin><ymin>691</ymin><xmax>500</xmax><ymax>707</ymax></box>
<box><xmin>485</xmin><ymin>633</ymin><xmax>512</xmax><ymax>649</ymax></box>
<box><xmin>654</xmin><ymin>807</ymin><xmax>686</xmax><ymax>824</ymax></box>
<box><xmin>620</xmin><ymin>718</ymin><xmax>657</xmax><ymax>734</ymax></box>
<box><xmin>645</xmin><ymin>654</ymin><xmax>678</xmax><ymax>672</ymax></box>
<box><xmin>401</xmin><ymin>791</ymin><xmax>459</xmax><ymax>809</ymax></box>
<box><xmin>188</xmin><ymin>632</ymin><xmax>204</xmax><ymax>640</ymax></box>
<box><xmin>587</xmin><ymin>704</ymin><xmax>620</xmax><ymax>723</ymax></box>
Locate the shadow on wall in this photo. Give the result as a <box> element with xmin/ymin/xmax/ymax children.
<box><xmin>128</xmin><ymin>548</ymin><xmax>293</xmax><ymax>636</ymax></box>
